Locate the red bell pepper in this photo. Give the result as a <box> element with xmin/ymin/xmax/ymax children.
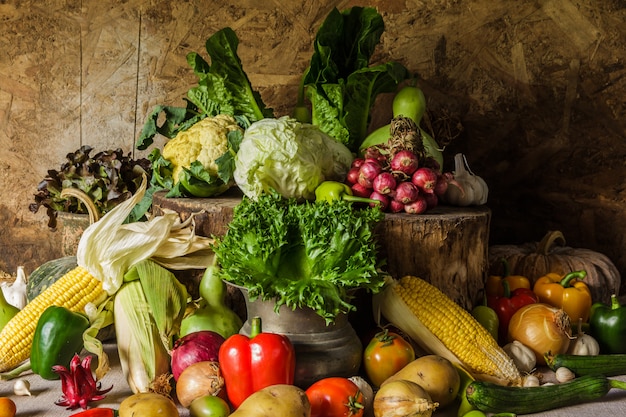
<box><xmin>218</xmin><ymin>316</ymin><xmax>296</xmax><ymax>408</ymax></box>
<box><xmin>487</xmin><ymin>281</ymin><xmax>538</xmax><ymax>343</ymax></box>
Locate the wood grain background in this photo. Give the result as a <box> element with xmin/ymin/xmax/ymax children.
<box><xmin>1</xmin><ymin>0</ymin><xmax>625</xmax><ymax>292</ymax></box>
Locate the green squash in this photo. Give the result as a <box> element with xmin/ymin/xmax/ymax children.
<box><xmin>27</xmin><ymin>256</ymin><xmax>78</xmax><ymax>301</ymax></box>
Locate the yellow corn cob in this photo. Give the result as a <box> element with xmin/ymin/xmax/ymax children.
<box><xmin>376</xmin><ymin>275</ymin><xmax>522</xmax><ymax>386</ymax></box>
<box><xmin>0</xmin><ymin>266</ymin><xmax>107</xmax><ymax>372</ymax></box>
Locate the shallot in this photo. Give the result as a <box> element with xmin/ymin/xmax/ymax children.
<box><xmin>346</xmin><ymin>167</ymin><xmax>360</xmax><ymax>185</ymax></box>
<box><xmin>390</xmin><ymin>150</ymin><xmax>419</xmax><ymax>175</ymax></box>
<box><xmin>373</xmin><ymin>172</ymin><xmax>397</xmax><ymax>195</ymax></box>
<box><xmin>351</xmin><ymin>183</ymin><xmax>372</xmax><ymax>198</ymax></box>
<box><xmin>411</xmin><ymin>167</ymin><xmax>438</xmax><ymax>194</ymax></box>
<box><xmin>358</xmin><ymin>161</ymin><xmax>382</xmax><ymax>189</ymax></box>
<box><xmin>394</xmin><ymin>181</ymin><xmax>420</xmax><ymax>204</ymax></box>
<box><xmin>369</xmin><ymin>191</ymin><xmax>390</xmax><ymax>211</ymax></box>
<box><xmin>404</xmin><ymin>196</ymin><xmax>428</xmax><ymax>214</ymax></box>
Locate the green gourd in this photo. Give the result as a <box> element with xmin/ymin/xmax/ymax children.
<box><xmin>179</xmin><ymin>261</ymin><xmax>243</xmax><ymax>339</ymax></box>
<box><xmin>359</xmin><ymin>85</ymin><xmax>443</xmax><ymax>168</ymax></box>
<box><xmin>0</xmin><ymin>289</ymin><xmax>19</xmax><ymax>332</ymax></box>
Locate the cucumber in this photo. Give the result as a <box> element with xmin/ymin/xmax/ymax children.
<box><xmin>466</xmin><ymin>374</ymin><xmax>626</xmax><ymax>414</ymax></box>
<box><xmin>546</xmin><ymin>352</ymin><xmax>626</xmax><ymax>377</ymax></box>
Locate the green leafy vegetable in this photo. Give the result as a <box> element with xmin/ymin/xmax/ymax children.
<box><xmin>136</xmin><ymin>27</ymin><xmax>272</xmax><ymax>151</ymax></box>
<box><xmin>29</xmin><ymin>145</ymin><xmax>152</xmax><ymax>227</ymax></box>
<box><xmin>213</xmin><ymin>191</ymin><xmax>385</xmax><ymax>324</ymax></box>
<box><xmin>298</xmin><ymin>7</ymin><xmax>408</xmax><ymax>153</ymax></box>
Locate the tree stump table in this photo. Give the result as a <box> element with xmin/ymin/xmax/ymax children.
<box><xmin>152</xmin><ymin>190</ymin><xmax>491</xmax><ymax>312</ymax></box>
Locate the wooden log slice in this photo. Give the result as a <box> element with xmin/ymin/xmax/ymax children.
<box><xmin>152</xmin><ymin>191</ymin><xmax>490</xmax><ymax>311</ymax></box>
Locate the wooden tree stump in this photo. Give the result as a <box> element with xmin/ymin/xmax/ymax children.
<box><xmin>152</xmin><ymin>192</ymin><xmax>490</xmax><ymax>311</ymax></box>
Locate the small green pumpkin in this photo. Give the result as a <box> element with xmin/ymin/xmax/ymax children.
<box><xmin>27</xmin><ymin>256</ymin><xmax>78</xmax><ymax>301</ymax></box>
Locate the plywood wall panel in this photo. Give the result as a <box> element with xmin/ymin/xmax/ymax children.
<box><xmin>1</xmin><ymin>0</ymin><xmax>625</xmax><ymax>290</ymax></box>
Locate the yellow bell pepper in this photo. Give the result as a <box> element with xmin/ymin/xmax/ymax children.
<box><xmin>532</xmin><ymin>270</ymin><xmax>592</xmax><ymax>323</ymax></box>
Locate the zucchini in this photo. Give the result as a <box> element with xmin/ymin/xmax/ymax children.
<box><xmin>466</xmin><ymin>374</ymin><xmax>626</xmax><ymax>414</ymax></box>
<box><xmin>546</xmin><ymin>352</ymin><xmax>626</xmax><ymax>377</ymax></box>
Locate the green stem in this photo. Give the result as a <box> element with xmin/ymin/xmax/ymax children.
<box><xmin>610</xmin><ymin>379</ymin><xmax>626</xmax><ymax>390</ymax></box>
<box><xmin>250</xmin><ymin>316</ymin><xmax>262</xmax><ymax>338</ymax></box>
<box><xmin>560</xmin><ymin>270</ymin><xmax>587</xmax><ymax>287</ymax></box>
<box><xmin>343</xmin><ymin>195</ymin><xmax>380</xmax><ymax>205</ymax></box>
<box><xmin>0</xmin><ymin>360</ymin><xmax>31</xmax><ymax>381</ymax></box>
<box><xmin>610</xmin><ymin>294</ymin><xmax>621</xmax><ymax>310</ymax></box>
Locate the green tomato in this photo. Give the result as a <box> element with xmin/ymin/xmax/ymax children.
<box><xmin>189</xmin><ymin>395</ymin><xmax>231</xmax><ymax>417</ymax></box>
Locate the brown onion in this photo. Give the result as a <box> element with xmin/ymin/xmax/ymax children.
<box><xmin>176</xmin><ymin>361</ymin><xmax>225</xmax><ymax>408</ymax></box>
<box><xmin>508</xmin><ymin>303</ymin><xmax>571</xmax><ymax>365</ymax></box>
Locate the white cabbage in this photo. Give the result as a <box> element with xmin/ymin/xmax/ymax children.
<box><xmin>234</xmin><ymin>116</ymin><xmax>354</xmax><ymax>200</ymax></box>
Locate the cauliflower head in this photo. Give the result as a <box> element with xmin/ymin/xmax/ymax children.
<box><xmin>162</xmin><ymin>114</ymin><xmax>242</xmax><ymax>182</ymax></box>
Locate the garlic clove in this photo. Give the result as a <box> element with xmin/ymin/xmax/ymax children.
<box><xmin>14</xmin><ymin>378</ymin><xmax>32</xmax><ymax>396</ymax></box>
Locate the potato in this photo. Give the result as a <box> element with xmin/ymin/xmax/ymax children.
<box><xmin>119</xmin><ymin>392</ymin><xmax>179</xmax><ymax>417</ymax></box>
<box><xmin>382</xmin><ymin>355</ymin><xmax>460</xmax><ymax>408</ymax></box>
<box><xmin>229</xmin><ymin>384</ymin><xmax>310</xmax><ymax>417</ymax></box>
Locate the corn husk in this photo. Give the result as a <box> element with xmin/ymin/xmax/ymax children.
<box><xmin>114</xmin><ymin>260</ymin><xmax>187</xmax><ymax>394</ymax></box>
<box><xmin>73</xmin><ymin>174</ymin><xmax>214</xmax><ymax>380</ymax></box>
<box><xmin>77</xmin><ymin>174</ymin><xmax>214</xmax><ymax>295</ymax></box>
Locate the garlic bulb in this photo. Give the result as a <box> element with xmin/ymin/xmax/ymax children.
<box><xmin>443</xmin><ymin>153</ymin><xmax>489</xmax><ymax>206</ymax></box>
<box><xmin>503</xmin><ymin>340</ymin><xmax>536</xmax><ymax>373</ymax></box>
<box><xmin>567</xmin><ymin>318</ymin><xmax>600</xmax><ymax>356</ymax></box>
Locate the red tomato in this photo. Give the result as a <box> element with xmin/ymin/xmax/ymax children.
<box><xmin>363</xmin><ymin>328</ymin><xmax>415</xmax><ymax>387</ymax></box>
<box><xmin>305</xmin><ymin>377</ymin><xmax>364</xmax><ymax>417</ymax></box>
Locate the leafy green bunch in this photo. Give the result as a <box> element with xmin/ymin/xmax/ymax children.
<box><xmin>213</xmin><ymin>191</ymin><xmax>386</xmax><ymax>324</ymax></box>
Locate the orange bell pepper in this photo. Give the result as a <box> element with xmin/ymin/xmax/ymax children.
<box><xmin>532</xmin><ymin>270</ymin><xmax>592</xmax><ymax>323</ymax></box>
<box><xmin>486</xmin><ymin>258</ymin><xmax>531</xmax><ymax>298</ymax></box>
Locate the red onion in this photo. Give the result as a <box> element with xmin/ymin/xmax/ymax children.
<box><xmin>411</xmin><ymin>167</ymin><xmax>438</xmax><ymax>194</ymax></box>
<box><xmin>346</xmin><ymin>167</ymin><xmax>360</xmax><ymax>185</ymax></box>
<box><xmin>352</xmin><ymin>183</ymin><xmax>372</xmax><ymax>198</ymax></box>
<box><xmin>390</xmin><ymin>150</ymin><xmax>419</xmax><ymax>175</ymax></box>
<box><xmin>424</xmin><ymin>192</ymin><xmax>439</xmax><ymax>209</ymax></box>
<box><xmin>358</xmin><ymin>161</ymin><xmax>382</xmax><ymax>189</ymax></box>
<box><xmin>393</xmin><ymin>181</ymin><xmax>420</xmax><ymax>204</ymax></box>
<box><xmin>389</xmin><ymin>199</ymin><xmax>405</xmax><ymax>213</ymax></box>
<box><xmin>363</xmin><ymin>147</ymin><xmax>386</xmax><ymax>163</ymax></box>
<box><xmin>373</xmin><ymin>172</ymin><xmax>397</xmax><ymax>195</ymax></box>
<box><xmin>351</xmin><ymin>157</ymin><xmax>366</xmax><ymax>169</ymax></box>
<box><xmin>434</xmin><ymin>172</ymin><xmax>464</xmax><ymax>199</ymax></box>
<box><xmin>369</xmin><ymin>191</ymin><xmax>390</xmax><ymax>211</ymax></box>
<box><xmin>404</xmin><ymin>195</ymin><xmax>428</xmax><ymax>214</ymax></box>
<box><xmin>171</xmin><ymin>330</ymin><xmax>225</xmax><ymax>381</ymax></box>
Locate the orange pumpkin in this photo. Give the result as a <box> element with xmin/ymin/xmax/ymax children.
<box><xmin>488</xmin><ymin>230</ymin><xmax>621</xmax><ymax>304</ymax></box>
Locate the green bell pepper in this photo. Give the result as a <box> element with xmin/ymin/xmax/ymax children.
<box><xmin>314</xmin><ymin>181</ymin><xmax>378</xmax><ymax>204</ymax></box>
<box><xmin>589</xmin><ymin>294</ymin><xmax>626</xmax><ymax>354</ymax></box>
<box><xmin>31</xmin><ymin>305</ymin><xmax>90</xmax><ymax>380</ymax></box>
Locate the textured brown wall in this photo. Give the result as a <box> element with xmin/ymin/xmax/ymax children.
<box><xmin>1</xmin><ymin>1</ymin><xmax>625</xmax><ymax>290</ymax></box>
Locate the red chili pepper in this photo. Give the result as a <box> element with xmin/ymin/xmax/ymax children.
<box><xmin>487</xmin><ymin>281</ymin><xmax>538</xmax><ymax>343</ymax></box>
<box><xmin>218</xmin><ymin>316</ymin><xmax>296</xmax><ymax>409</ymax></box>
<box><xmin>69</xmin><ymin>408</ymin><xmax>118</xmax><ymax>417</ymax></box>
